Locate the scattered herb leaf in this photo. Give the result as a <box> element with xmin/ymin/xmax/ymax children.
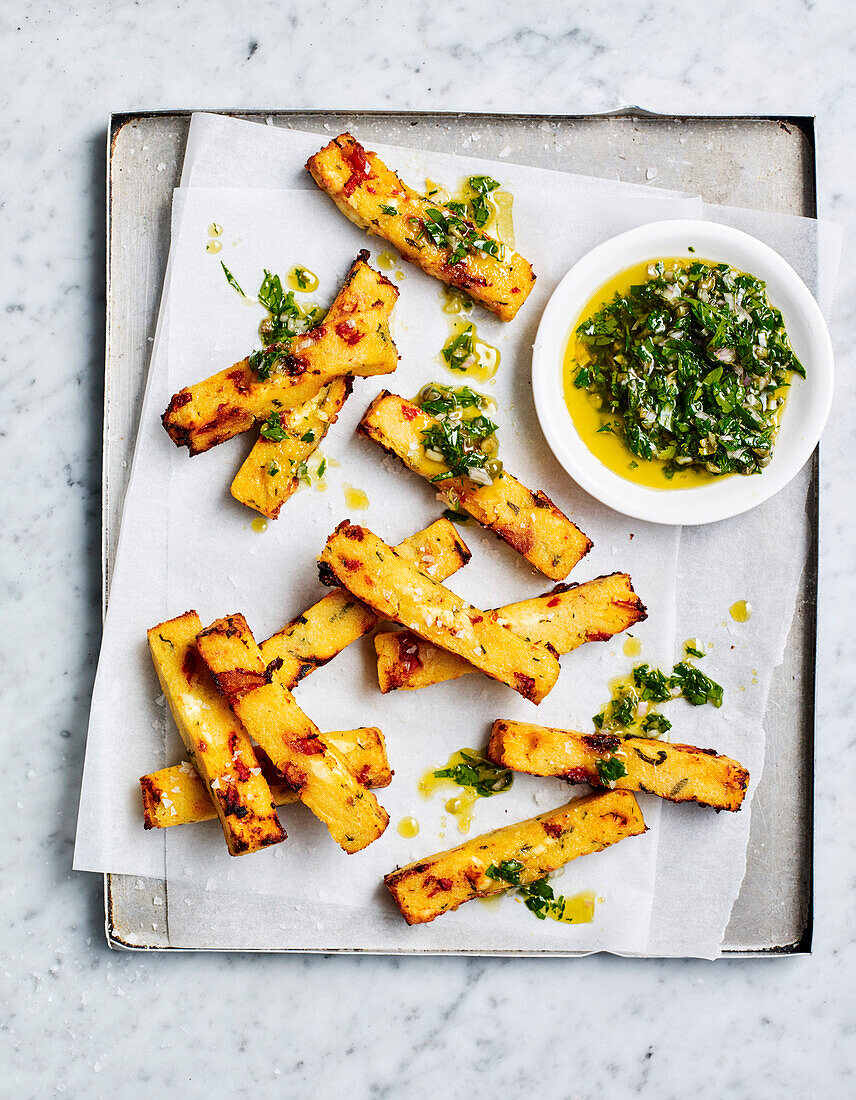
<box><xmin>416</xmin><ymin>382</ymin><xmax>502</xmax><ymax>486</ymax></box>
<box><xmin>595</xmin><ymin>755</ymin><xmax>628</xmax><ymax>786</ymax></box>
<box><xmin>259</xmin><ymin>413</ymin><xmax>287</xmax><ymax>442</ymax></box>
<box><xmin>220</xmin><ymin>262</ymin><xmax>248</xmax><ymax>299</ymax></box>
<box><xmin>433</xmin><ymin>750</ymin><xmax>513</xmax><ymax>798</ymax></box>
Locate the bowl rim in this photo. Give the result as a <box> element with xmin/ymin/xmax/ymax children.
<box><xmin>531</xmin><ymin>219</ymin><xmax>834</xmax><ymax>526</ymax></box>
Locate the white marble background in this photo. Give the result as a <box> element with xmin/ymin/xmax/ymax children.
<box><xmin>2</xmin><ymin>1</ymin><xmax>854</xmax><ymax>1095</ymax></box>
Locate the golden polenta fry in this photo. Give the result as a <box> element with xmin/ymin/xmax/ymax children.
<box><xmin>375</xmin><ymin>572</ymin><xmax>646</xmax><ymax>693</ymax></box>
<box><xmin>163</xmin><ymin>252</ymin><xmax>398</xmax><ymax>455</ymax></box>
<box><xmin>140</xmin><ymin>727</ymin><xmax>391</xmax><ymax>829</ymax></box>
<box><xmin>146</xmin><ymin>612</ymin><xmax>285</xmax><ymax>855</ymax></box>
<box><xmin>384</xmin><ymin>789</ymin><xmax>646</xmax><ymax>925</ymax></box>
<box><xmin>487</xmin><ymin>720</ymin><xmax>749</xmax><ymax>812</ymax></box>
<box><xmin>318</xmin><ymin>522</ymin><xmax>560</xmax><ymax>703</ymax></box>
<box><xmin>195</xmin><ymin>614</ymin><xmax>389</xmax><ymax>853</ymax></box>
<box><xmin>307</xmin><ymin>133</ymin><xmax>536</xmax><ymax>321</ymax></box>
<box><xmin>230</xmin><ymin>377</ymin><xmax>352</xmax><ymax>519</ymax></box>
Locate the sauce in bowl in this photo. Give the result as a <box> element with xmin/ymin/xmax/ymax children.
<box><xmin>563</xmin><ymin>258</ymin><xmax>803</xmax><ymax>490</ymax></box>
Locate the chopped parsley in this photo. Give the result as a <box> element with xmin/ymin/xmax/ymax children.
<box><xmin>486</xmin><ymin>859</ymin><xmax>523</xmax><ymax>886</ymax></box>
<box><xmin>259</xmin><ymin>412</ymin><xmax>287</xmax><ymax>442</ymax></box>
<box><xmin>222</xmin><ymin>264</ymin><xmax>327</xmax><ymax>379</ymax></box>
<box><xmin>291</xmin><ymin>266</ymin><xmax>311</xmax><ymax>290</ymax></box>
<box><xmin>632</xmin><ymin>664</ymin><xmax>672</xmax><ymax>703</ymax></box>
<box><xmin>572</xmin><ymin>261</ymin><xmax>804</xmax><ymax>476</ymax></box>
<box><xmin>668</xmin><ymin>661</ymin><xmax>724</xmax><ymax>707</ymax></box>
<box><xmin>593</xmin><ymin>649</ymin><xmax>723</xmax><ymax>733</ymax></box>
<box><xmin>220</xmin><ymin>262</ymin><xmax>248</xmax><ymax>299</ymax></box>
<box><xmin>641</xmin><ymin>712</ymin><xmax>672</xmax><ymax>735</ymax></box>
<box><xmin>442</xmin><ymin>325</ymin><xmax>477</xmax><ymax>372</ymax></box>
<box><xmin>485</xmin><ymin>861</ymin><xmax>586</xmax><ymax>922</ymax></box>
<box><xmin>417</xmin><ymin>205</ymin><xmax>505</xmax><ymax>266</ymax></box>
<box><xmin>595</xmin><ymin>754</ymin><xmax>628</xmax><ymax>786</ymax></box>
<box><xmin>301</xmin><ymin>430</ymin><xmax>316</xmax><ymax>443</ymax></box>
<box><xmin>433</xmin><ymin>749</ymin><xmax>513</xmax><ymax>798</ymax></box>
<box><xmin>467</xmin><ymin>175</ymin><xmax>501</xmax><ymax>228</ymax></box>
<box><xmin>416</xmin><ymin>383</ymin><xmax>502</xmax><ymax>486</ymax></box>
<box><xmin>267</xmin><ymin>461</ymin><xmax>280</xmax><ymax>477</ymax></box>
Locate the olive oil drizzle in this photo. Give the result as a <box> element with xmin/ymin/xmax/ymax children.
<box><xmin>730</xmin><ymin>600</ymin><xmax>752</xmax><ymax>622</ymax></box>
<box><xmin>440</xmin><ymin>316</ymin><xmax>501</xmax><ymax>382</ymax></box>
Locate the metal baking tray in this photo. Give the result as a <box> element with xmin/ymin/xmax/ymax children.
<box><xmin>102</xmin><ymin>109</ymin><xmax>816</xmax><ymax>955</ymax></box>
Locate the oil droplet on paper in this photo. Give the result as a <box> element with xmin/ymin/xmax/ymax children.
<box><xmin>397</xmin><ymin>816</ymin><xmax>419</xmax><ymax>839</ymax></box>
<box><xmin>376</xmin><ymin>250</ymin><xmax>398</xmax><ymax>271</ymax></box>
<box><xmin>205</xmin><ymin>239</ymin><xmax>222</xmax><ymax>254</ymax></box>
<box><xmin>730</xmin><ymin>600</ymin><xmax>752</xmax><ymax>623</ymax></box>
<box><xmin>445</xmin><ymin>791</ymin><xmax>476</xmax><ymax>834</ymax></box>
<box><xmin>251</xmin><ymin>517</ymin><xmax>268</xmax><ymax>534</ymax></box>
<box><xmin>623</xmin><ymin>635</ymin><xmax>642</xmax><ymax>658</ymax></box>
<box><xmin>343</xmin><ymin>484</ymin><xmax>369</xmax><ymax>510</ymax></box>
<box><xmin>287</xmin><ymin>266</ymin><xmax>319</xmax><ymax>293</ymax></box>
<box><xmin>207</xmin><ymin>223</ymin><xmax>223</xmax><ymax>237</ymax></box>
<box><xmin>549</xmin><ymin>890</ymin><xmax>597</xmax><ymax>924</ymax></box>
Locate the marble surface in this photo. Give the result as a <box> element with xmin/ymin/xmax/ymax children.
<box><xmin>2</xmin><ymin>1</ymin><xmax>854</xmax><ymax>1095</ymax></box>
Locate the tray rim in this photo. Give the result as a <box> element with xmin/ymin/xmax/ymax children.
<box><xmin>101</xmin><ymin>107</ymin><xmax>817</xmax><ymax>957</ymax></box>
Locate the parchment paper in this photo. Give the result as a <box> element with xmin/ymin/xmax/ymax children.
<box><xmin>76</xmin><ymin>114</ymin><xmax>839</xmax><ymax>957</ymax></box>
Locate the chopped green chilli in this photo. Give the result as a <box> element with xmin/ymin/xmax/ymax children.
<box><xmin>433</xmin><ymin>749</ymin><xmax>513</xmax><ymax>798</ymax></box>
<box><xmin>573</xmin><ymin>260</ymin><xmax>804</xmax><ymax>476</ymax></box>
<box><xmin>379</xmin><ymin>203</ymin><xmax>398</xmax><ymax>216</ymax></box>
<box><xmin>415</xmin><ymin>382</ymin><xmax>503</xmax><ymax>486</ymax></box>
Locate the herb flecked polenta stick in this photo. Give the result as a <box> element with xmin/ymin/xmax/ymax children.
<box><xmin>163</xmin><ymin>252</ymin><xmax>398</xmax><ymax>455</ymax></box>
<box><xmin>259</xmin><ymin>518</ymin><xmax>471</xmax><ymax>688</ymax></box>
<box><xmin>358</xmin><ymin>392</ymin><xmax>592</xmax><ymax>580</ymax></box>
<box><xmin>140</xmin><ymin>727</ymin><xmax>392</xmax><ymax>829</ymax></box>
<box><xmin>306</xmin><ymin>133</ymin><xmax>536</xmax><ymax>321</ymax></box>
<box><xmin>195</xmin><ymin>614</ymin><xmax>389</xmax><ymax>853</ymax></box>
<box><xmin>384</xmin><ymin>789</ymin><xmax>646</xmax><ymax>925</ymax></box>
<box><xmin>375</xmin><ymin>572</ymin><xmax>647</xmax><ymax>693</ymax></box>
<box><xmin>230</xmin><ymin>377</ymin><xmax>352</xmax><ymax>519</ymax></box>
<box><xmin>319</xmin><ymin>522</ymin><xmax>561</xmax><ymax>703</ymax></box>
<box><xmin>146</xmin><ymin>612</ymin><xmax>285</xmax><ymax>855</ymax></box>
<box><xmin>487</xmin><ymin>720</ymin><xmax>749</xmax><ymax>812</ymax></box>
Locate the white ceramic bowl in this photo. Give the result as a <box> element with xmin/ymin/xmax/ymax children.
<box><xmin>532</xmin><ymin>220</ymin><xmax>834</xmax><ymax>525</ymax></box>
